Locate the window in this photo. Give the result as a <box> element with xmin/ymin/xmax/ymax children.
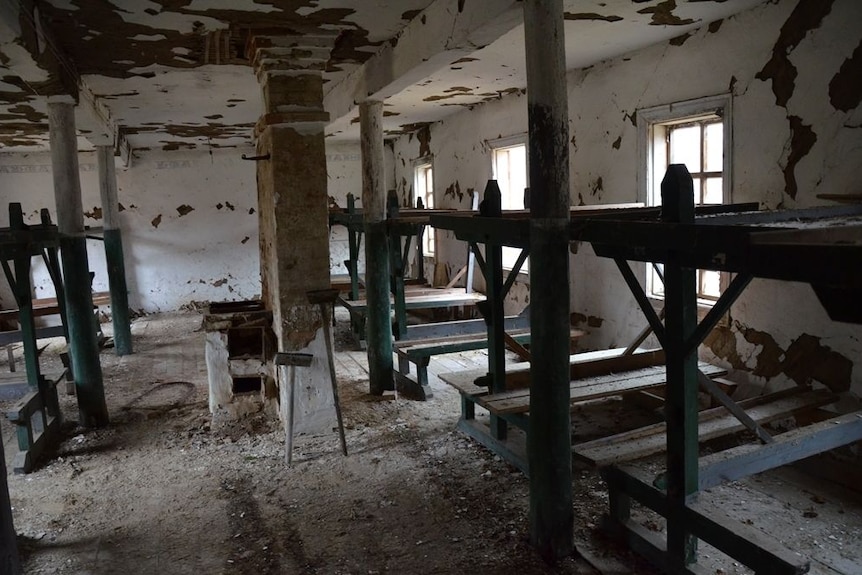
<box><xmin>639</xmin><ymin>95</ymin><xmax>732</xmax><ymax>304</ymax></box>
<box><xmin>491</xmin><ymin>138</ymin><xmax>529</xmax><ymax>272</ymax></box>
<box><xmin>414</xmin><ymin>160</ymin><xmax>435</xmax><ymax>256</ymax></box>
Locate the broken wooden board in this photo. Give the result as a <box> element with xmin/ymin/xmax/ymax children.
<box><xmin>574</xmin><ymin>388</ymin><xmax>837</xmax><ymax>467</ymax></box>
<box><xmin>477</xmin><ymin>362</ymin><xmax>725</xmax><ymax>416</ymax></box>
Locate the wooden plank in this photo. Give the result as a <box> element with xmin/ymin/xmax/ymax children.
<box><xmin>0</xmin><ymin>292</ymin><xmax>110</xmax><ymax>321</ymax></box>
<box><xmin>604</xmin><ymin>466</ymin><xmax>810</xmax><ymax>574</ymax></box>
<box><xmin>502</xmin><ymin>348</ymin><xmax>666</xmax><ymax>389</ymax></box>
<box><xmin>402</xmin><ymin>313</ymin><xmax>529</xmax><ymax>341</ymax></box>
<box><xmin>438</xmin><ymin>348</ymin><xmax>659</xmax><ymax>392</ymax></box>
<box><xmin>695</xmin><ymin>410</ymin><xmax>862</xmax><ymax>490</ymax></box>
<box><xmin>574</xmin><ymin>388</ymin><xmax>837</xmax><ymax>467</ymax></box>
<box><xmin>503</xmin><ymin>331</ymin><xmax>531</xmax><ymax>361</ymax></box>
<box><xmin>578</xmin><ymin>387</ymin><xmax>801</xmax><ymax>453</ymax></box>
<box><xmin>480</xmin><ymin>363</ymin><xmax>726</xmax><ymax>415</ymax></box>
<box><xmin>339</xmin><ymin>289</ymin><xmax>484</xmax><ymax>312</ymax></box>
<box><xmin>445</xmin><ymin>265</ymin><xmax>468</xmax><ymax>289</ymax></box>
<box><xmin>394</xmin><ymin>328</ymin><xmax>531</xmax><ymax>351</ymax></box>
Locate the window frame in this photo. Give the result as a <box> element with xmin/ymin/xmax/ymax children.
<box><xmin>637</xmin><ymin>94</ymin><xmax>733</xmax><ymax>306</ymax></box>
<box><xmin>413</xmin><ymin>157</ymin><xmax>435</xmax><ymax>257</ymax></box>
<box><xmin>489</xmin><ymin>134</ymin><xmax>530</xmax><ymax>274</ymax></box>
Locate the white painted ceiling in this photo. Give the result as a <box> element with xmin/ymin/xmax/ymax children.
<box><xmin>0</xmin><ymin>0</ymin><xmax>765</xmax><ymax>153</ymax></box>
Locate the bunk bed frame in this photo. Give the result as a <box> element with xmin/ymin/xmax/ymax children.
<box><xmin>431</xmin><ymin>166</ymin><xmax>862</xmax><ymax>573</ymax></box>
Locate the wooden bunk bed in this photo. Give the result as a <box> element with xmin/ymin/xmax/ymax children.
<box><xmin>329</xmin><ymin>193</ymin><xmax>484</xmax><ymax>343</ymax></box>
<box><xmin>431</xmin><ymin>167</ymin><xmax>862</xmax><ymax>574</ymax></box>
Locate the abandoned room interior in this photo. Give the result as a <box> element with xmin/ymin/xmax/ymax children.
<box><xmin>1</xmin><ymin>0</ymin><xmax>861</xmax><ymax>573</ymax></box>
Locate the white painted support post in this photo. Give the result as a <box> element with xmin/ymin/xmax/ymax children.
<box><xmin>360</xmin><ymin>100</ymin><xmax>394</xmax><ymax>395</ymax></box>
<box><xmin>523</xmin><ymin>0</ymin><xmax>574</xmax><ymax>561</ymax></box>
<box><xmin>48</xmin><ymin>96</ymin><xmax>109</xmax><ymax>427</ymax></box>
<box><xmin>96</xmin><ymin>145</ymin><xmax>133</xmax><ymax>356</ymax></box>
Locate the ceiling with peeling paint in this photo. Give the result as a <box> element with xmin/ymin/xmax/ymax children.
<box><xmin>0</xmin><ymin>0</ymin><xmax>766</xmax><ymax>153</ymax></box>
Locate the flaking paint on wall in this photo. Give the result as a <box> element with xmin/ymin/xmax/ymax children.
<box><xmin>705</xmin><ymin>322</ymin><xmax>852</xmax><ymax>393</ymax></box>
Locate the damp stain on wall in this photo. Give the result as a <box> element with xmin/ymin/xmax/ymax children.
<box><xmin>705</xmin><ymin>322</ymin><xmax>852</xmax><ymax>393</ymax></box>
<box><xmin>151</xmin><ymin>213</ymin><xmax>162</xmax><ymax>228</ymax></box>
<box><xmin>84</xmin><ymin>206</ymin><xmax>103</xmax><ymax>220</ymax></box>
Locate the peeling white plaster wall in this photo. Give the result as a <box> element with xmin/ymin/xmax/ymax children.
<box><xmin>0</xmin><ymin>147</ymin><xmax>260</xmax><ymax>313</ymax></box>
<box><xmin>326</xmin><ymin>141</ymin><xmax>364</xmax><ymax>276</ymax></box>
<box><xmin>326</xmin><ymin>140</ymin><xmax>396</xmax><ymax>278</ymax></box>
<box><xmin>1</xmin><ymin>140</ymin><xmax>389</xmax><ymax>316</ymax></box>
<box><xmin>390</xmin><ymin>0</ymin><xmax>862</xmax><ymax>399</ymax></box>
<box><xmin>390</xmin><ymin>93</ymin><xmax>533</xmax><ymax>312</ymax></box>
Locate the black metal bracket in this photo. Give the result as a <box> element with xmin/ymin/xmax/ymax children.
<box><xmin>241</xmin><ymin>153</ymin><xmax>271</xmax><ymax>161</ymax></box>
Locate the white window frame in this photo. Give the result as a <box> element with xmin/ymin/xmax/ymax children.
<box><xmin>638</xmin><ymin>94</ymin><xmax>733</xmax><ymax>306</ymax></box>
<box><xmin>413</xmin><ymin>157</ymin><xmax>435</xmax><ymax>256</ymax></box>
<box><xmin>489</xmin><ymin>134</ymin><xmax>530</xmax><ymax>274</ymax></box>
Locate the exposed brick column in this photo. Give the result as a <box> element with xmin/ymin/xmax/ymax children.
<box><xmin>251</xmin><ymin>36</ymin><xmax>333</xmax><ymax>433</ymax></box>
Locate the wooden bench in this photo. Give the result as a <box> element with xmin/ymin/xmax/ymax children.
<box><xmin>1</xmin><ymin>292</ymin><xmax>109</xmax><ymax>370</ymax></box>
<box><xmin>339</xmin><ymin>287</ymin><xmax>486</xmax><ymax>345</ymax></box>
<box><xmin>393</xmin><ymin>327</ymin><xmax>540</xmax><ymax>400</ymax></box>
<box><xmin>439</xmin><ymin>348</ymin><xmax>728</xmax><ymax>473</ymax></box>
<box><xmin>5</xmin><ymin>369</ymin><xmax>67</xmax><ymax>473</ymax></box>
<box><xmin>573</xmin><ymin>386</ymin><xmax>838</xmax><ymax>467</ymax></box>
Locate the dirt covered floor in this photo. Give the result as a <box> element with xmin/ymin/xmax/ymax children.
<box><xmin>2</xmin><ymin>310</ymin><xmax>861</xmax><ymax>574</ymax></box>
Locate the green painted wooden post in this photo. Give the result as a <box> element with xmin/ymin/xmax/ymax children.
<box><xmin>103</xmin><ymin>228</ymin><xmax>132</xmax><ymax>355</ymax></box>
<box><xmin>97</xmin><ymin>145</ymin><xmax>133</xmax><ymax>356</ymax></box>
<box><xmin>387</xmin><ymin>191</ymin><xmax>408</xmax><ymax>340</ymax></box>
<box><xmin>40</xmin><ymin>210</ymin><xmax>70</xmax><ymax>345</ymax></box>
<box><xmin>524</xmin><ymin>0</ymin><xmax>574</xmax><ymax>561</ymax></box>
<box><xmin>61</xmin><ymin>235</ymin><xmax>110</xmax><ymax>427</ymax></box>
<box><xmin>346</xmin><ymin>193</ymin><xmax>362</xmax><ymax>301</ymax></box>
<box><xmin>0</xmin><ymin>428</ymin><xmax>21</xmax><ymax>575</ymax></box>
<box><xmin>360</xmin><ymin>101</ymin><xmax>394</xmax><ymax>395</ymax></box>
<box><xmin>49</xmin><ymin>97</ymin><xmax>109</xmax><ymax>428</ymax></box>
<box><xmin>481</xmin><ymin>180</ymin><xmax>507</xmax><ymax>440</ymax></box>
<box><xmin>9</xmin><ymin>205</ymin><xmax>41</xmax><ymax>391</ymax></box>
<box><xmin>661</xmin><ymin>164</ymin><xmax>699</xmax><ymax>566</ymax></box>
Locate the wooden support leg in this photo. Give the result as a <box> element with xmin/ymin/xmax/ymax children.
<box><xmin>662</xmin><ymin>165</ymin><xmax>699</xmax><ymax>566</ymax></box>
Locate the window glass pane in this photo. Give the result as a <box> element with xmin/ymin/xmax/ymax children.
<box><xmin>502</xmin><ymin>247</ymin><xmax>527</xmax><ymax>271</ymax></box>
<box><xmin>650</xmin><ymin>265</ymin><xmax>665</xmax><ymax>298</ymax></box>
<box><xmin>495</xmin><ymin>150</ymin><xmax>510</xmax><ymax>200</ymax></box>
<box><xmin>669</xmin><ymin>125</ymin><xmax>701</xmax><ymax>172</ymax></box>
<box><xmin>700</xmin><ymin>269</ymin><xmax>721</xmax><ymax>299</ymax></box>
<box><xmin>492</xmin><ymin>143</ymin><xmax>529</xmax><ymax>271</ymax></box>
<box><xmin>692</xmin><ymin>177</ymin><xmax>703</xmax><ymax>204</ymax></box>
<box><xmin>705</xmin><ymin>122</ymin><xmax>723</xmax><ymax>172</ymax></box>
<box><xmin>704</xmin><ymin>177</ymin><xmax>722</xmax><ymax>204</ymax></box>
